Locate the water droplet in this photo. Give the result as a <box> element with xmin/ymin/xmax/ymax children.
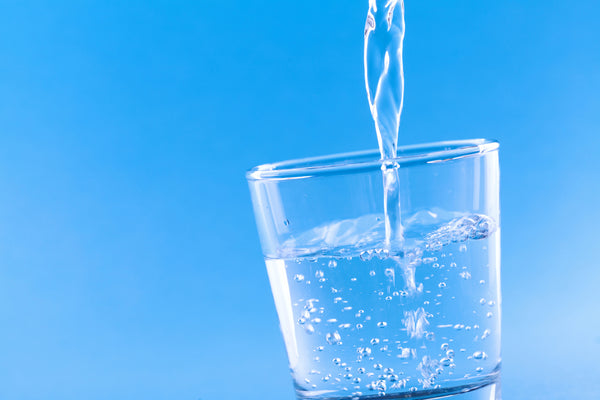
<box><xmin>438</xmin><ymin>282</ymin><xmax>447</xmax><ymax>288</ymax></box>
<box><xmin>294</xmin><ymin>274</ymin><xmax>305</xmax><ymax>282</ymax></box>
<box><xmin>480</xmin><ymin>298</ymin><xmax>487</xmax><ymax>305</ymax></box>
<box><xmin>373</xmin><ymin>363</ymin><xmax>383</xmax><ymax>370</ymax></box>
<box><xmin>377</xmin><ymin>321</ymin><xmax>388</xmax><ymax>328</ymax></box>
<box><xmin>472</xmin><ymin>351</ymin><xmax>488</xmax><ymax>360</ymax></box>
<box><xmin>326</xmin><ymin>332</ymin><xmax>342</xmax><ymax>345</ymax></box>
<box><xmin>369</xmin><ymin>270</ymin><xmax>376</xmax><ymax>277</ymax></box>
<box><xmin>328</xmin><ymin>260</ymin><xmax>338</xmax><ymax>269</ymax></box>
<box><xmin>315</xmin><ymin>270</ymin><xmax>324</xmax><ymax>279</ymax></box>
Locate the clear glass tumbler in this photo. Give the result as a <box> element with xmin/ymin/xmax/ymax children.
<box><xmin>247</xmin><ymin>140</ymin><xmax>501</xmax><ymax>400</ymax></box>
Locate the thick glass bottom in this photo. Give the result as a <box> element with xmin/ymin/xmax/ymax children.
<box><xmin>296</xmin><ymin>374</ymin><xmax>501</xmax><ymax>400</ymax></box>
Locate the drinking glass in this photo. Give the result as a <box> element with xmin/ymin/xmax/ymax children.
<box><xmin>247</xmin><ymin>139</ymin><xmax>501</xmax><ymax>400</ymax></box>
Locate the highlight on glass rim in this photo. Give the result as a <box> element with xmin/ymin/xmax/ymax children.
<box><xmin>248</xmin><ymin>2</ymin><xmax>501</xmax><ymax>399</ymax></box>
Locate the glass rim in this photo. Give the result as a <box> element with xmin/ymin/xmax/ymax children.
<box><xmin>246</xmin><ymin>139</ymin><xmax>499</xmax><ymax>181</ymax></box>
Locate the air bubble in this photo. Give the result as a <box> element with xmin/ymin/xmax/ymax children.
<box><xmin>344</xmin><ymin>373</ymin><xmax>353</xmax><ymax>380</ymax></box>
<box><xmin>480</xmin><ymin>298</ymin><xmax>486</xmax><ymax>305</ymax></box>
<box><xmin>453</xmin><ymin>324</ymin><xmax>465</xmax><ymax>330</ymax></box>
<box><xmin>357</xmin><ymin>347</ymin><xmax>372</xmax><ymax>357</ymax></box>
<box><xmin>356</xmin><ymin>323</ymin><xmax>363</xmax><ymax>329</ymax></box>
<box><xmin>450</xmin><ymin>262</ymin><xmax>457</xmax><ymax>268</ymax></box>
<box><xmin>328</xmin><ymin>260</ymin><xmax>338</xmax><ymax>269</ymax></box>
<box><xmin>322</xmin><ymin>375</ymin><xmax>331</xmax><ymax>382</ymax></box>
<box><xmin>369</xmin><ymin>270</ymin><xmax>376</xmax><ymax>277</ymax></box>
<box><xmin>312</xmin><ymin>318</ymin><xmax>321</xmax><ymax>324</ymax></box>
<box><xmin>333</xmin><ymin>358</ymin><xmax>342</xmax><ymax>365</ymax></box>
<box><xmin>377</xmin><ymin>321</ymin><xmax>388</xmax><ymax>328</ymax></box>
<box><xmin>384</xmin><ymin>367</ymin><xmax>394</xmax><ymax>374</ymax></box>
<box><xmin>373</xmin><ymin>363</ymin><xmax>383</xmax><ymax>370</ymax></box>
<box><xmin>488</xmin><ymin>301</ymin><xmax>495</xmax><ymax>307</ymax></box>
<box><xmin>305</xmin><ymin>324</ymin><xmax>315</xmax><ymax>334</ymax></box>
<box><xmin>317</xmin><ymin>346</ymin><xmax>324</xmax><ymax>352</ymax></box>
<box><xmin>385</xmin><ymin>296</ymin><xmax>392</xmax><ymax>301</ymax></box>
<box><xmin>446</xmin><ymin>349</ymin><xmax>455</xmax><ymax>358</ymax></box>
<box><xmin>476</xmin><ymin>367</ymin><xmax>484</xmax><ymax>372</ymax></box>
<box><xmin>438</xmin><ymin>282</ymin><xmax>447</xmax><ymax>288</ymax></box>
<box><xmin>326</xmin><ymin>332</ymin><xmax>342</xmax><ymax>345</ymax></box>
<box><xmin>425</xmin><ymin>332</ymin><xmax>435</xmax><ymax>341</ymax></box>
<box><xmin>370</xmin><ymin>338</ymin><xmax>380</xmax><ymax>345</ymax></box>
<box><xmin>441</xmin><ymin>343</ymin><xmax>449</xmax><ymax>351</ymax></box>
<box><xmin>459</xmin><ymin>271</ymin><xmax>472</xmax><ymax>280</ymax></box>
<box><xmin>486</xmin><ymin>312</ymin><xmax>493</xmax><ymax>318</ymax></box>
<box><xmin>479</xmin><ymin>280</ymin><xmax>486</xmax><ymax>285</ymax></box>
<box><xmin>481</xmin><ymin>329</ymin><xmax>491</xmax><ymax>339</ymax></box>
<box><xmin>315</xmin><ymin>270</ymin><xmax>324</xmax><ymax>279</ymax></box>
<box><xmin>368</xmin><ymin>379</ymin><xmax>386</xmax><ymax>392</ymax></box>
<box><xmin>294</xmin><ymin>274</ymin><xmax>305</xmax><ymax>282</ymax></box>
<box><xmin>472</xmin><ymin>351</ymin><xmax>488</xmax><ymax>360</ymax></box>
<box><xmin>440</xmin><ymin>357</ymin><xmax>452</xmax><ymax>367</ymax></box>
<box><xmin>353</xmin><ymin>377</ymin><xmax>361</xmax><ymax>384</ymax></box>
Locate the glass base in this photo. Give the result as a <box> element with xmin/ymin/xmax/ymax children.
<box><xmin>296</xmin><ymin>380</ymin><xmax>501</xmax><ymax>400</ymax></box>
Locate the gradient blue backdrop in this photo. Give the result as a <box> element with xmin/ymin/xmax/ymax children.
<box><xmin>0</xmin><ymin>1</ymin><xmax>599</xmax><ymax>399</ymax></box>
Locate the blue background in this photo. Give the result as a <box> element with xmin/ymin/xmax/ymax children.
<box><xmin>1</xmin><ymin>1</ymin><xmax>599</xmax><ymax>399</ymax></box>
